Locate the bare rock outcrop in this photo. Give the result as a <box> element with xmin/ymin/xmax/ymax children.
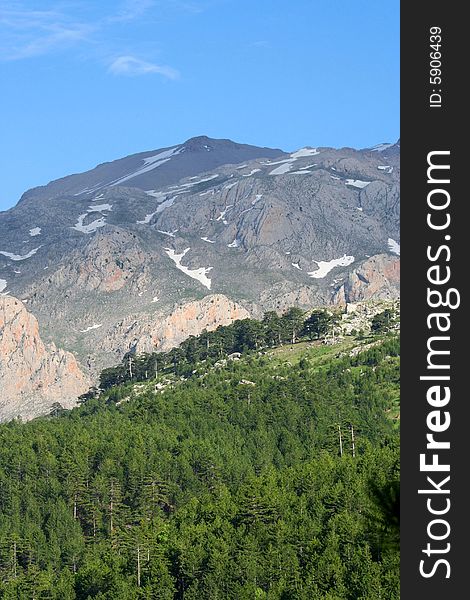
<box><xmin>332</xmin><ymin>255</ymin><xmax>400</xmax><ymax>305</ymax></box>
<box><xmin>99</xmin><ymin>294</ymin><xmax>251</xmax><ymax>359</ymax></box>
<box><xmin>0</xmin><ymin>296</ymin><xmax>90</xmax><ymax>422</ymax></box>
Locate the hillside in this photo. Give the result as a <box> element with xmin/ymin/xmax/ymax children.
<box><xmin>0</xmin><ymin>137</ymin><xmax>400</xmax><ymax>388</ymax></box>
<box><xmin>0</xmin><ymin>320</ymin><xmax>400</xmax><ymax>599</ymax></box>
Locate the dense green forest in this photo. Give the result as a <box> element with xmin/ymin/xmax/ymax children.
<box><xmin>0</xmin><ymin>309</ymin><xmax>399</xmax><ymax>599</ymax></box>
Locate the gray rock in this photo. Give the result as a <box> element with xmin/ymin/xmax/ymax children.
<box><xmin>0</xmin><ymin>136</ymin><xmax>400</xmax><ymax>415</ymax></box>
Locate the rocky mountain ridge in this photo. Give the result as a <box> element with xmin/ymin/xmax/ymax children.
<box><xmin>0</xmin><ymin>135</ymin><xmax>400</xmax><ymax>420</ymax></box>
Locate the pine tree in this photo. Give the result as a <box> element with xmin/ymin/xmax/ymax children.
<box><xmin>281</xmin><ymin>307</ymin><xmax>305</xmax><ymax>344</ymax></box>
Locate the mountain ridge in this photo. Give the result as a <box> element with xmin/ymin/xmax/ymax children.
<box><xmin>16</xmin><ymin>136</ymin><xmax>288</xmax><ymax>205</ymax></box>
<box><xmin>0</xmin><ymin>135</ymin><xmax>400</xmax><ymax>420</ymax></box>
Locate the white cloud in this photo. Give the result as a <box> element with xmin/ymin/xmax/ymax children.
<box><xmin>0</xmin><ymin>6</ymin><xmax>94</xmax><ymax>60</ymax></box>
<box><xmin>10</xmin><ymin>26</ymin><xmax>92</xmax><ymax>60</ymax></box>
<box><xmin>108</xmin><ymin>55</ymin><xmax>179</xmax><ymax>79</ymax></box>
<box><xmin>0</xmin><ymin>3</ymin><xmax>180</xmax><ymax>80</ymax></box>
<box><xmin>111</xmin><ymin>0</ymin><xmax>156</xmax><ymax>22</ymax></box>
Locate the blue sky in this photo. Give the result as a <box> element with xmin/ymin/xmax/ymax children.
<box><xmin>0</xmin><ymin>1</ymin><xmax>399</xmax><ymax>211</ymax></box>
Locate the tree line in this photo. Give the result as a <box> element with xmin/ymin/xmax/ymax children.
<box><xmin>97</xmin><ymin>306</ymin><xmax>358</xmax><ymax>392</ymax></box>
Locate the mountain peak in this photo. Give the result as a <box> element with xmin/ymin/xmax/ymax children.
<box><xmin>184</xmin><ymin>134</ymin><xmax>213</xmax><ymax>143</ymax></box>
<box><xmin>17</xmin><ymin>137</ymin><xmax>287</xmax><ymax>204</ymax></box>
<box><xmin>181</xmin><ymin>135</ymin><xmax>218</xmax><ymax>152</ymax></box>
<box><xmin>180</xmin><ymin>135</ymin><xmax>283</xmax><ymax>154</ymax></box>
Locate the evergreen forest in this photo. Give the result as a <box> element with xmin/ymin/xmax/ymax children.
<box><xmin>0</xmin><ymin>308</ymin><xmax>400</xmax><ymax>599</ymax></box>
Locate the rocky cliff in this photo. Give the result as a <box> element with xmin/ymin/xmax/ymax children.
<box><xmin>0</xmin><ymin>296</ymin><xmax>90</xmax><ymax>422</ymax></box>
<box><xmin>332</xmin><ymin>254</ymin><xmax>400</xmax><ymax>305</ymax></box>
<box><xmin>98</xmin><ymin>294</ymin><xmax>251</xmax><ymax>362</ymax></box>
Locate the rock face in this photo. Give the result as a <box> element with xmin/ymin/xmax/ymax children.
<box><xmin>99</xmin><ymin>294</ymin><xmax>251</xmax><ymax>361</ymax></box>
<box><xmin>0</xmin><ymin>135</ymin><xmax>400</xmax><ymax>419</ymax></box>
<box><xmin>339</xmin><ymin>299</ymin><xmax>400</xmax><ymax>336</ymax></box>
<box><xmin>332</xmin><ymin>255</ymin><xmax>400</xmax><ymax>305</ymax></box>
<box><xmin>0</xmin><ymin>296</ymin><xmax>90</xmax><ymax>422</ymax></box>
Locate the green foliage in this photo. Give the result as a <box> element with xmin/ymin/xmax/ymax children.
<box><xmin>371</xmin><ymin>309</ymin><xmax>396</xmax><ymax>334</ymax></box>
<box><xmin>302</xmin><ymin>309</ymin><xmax>336</xmax><ymax>340</ymax></box>
<box><xmin>99</xmin><ymin>306</ymin><xmax>344</xmax><ymax>391</ymax></box>
<box><xmin>0</xmin><ymin>327</ymin><xmax>400</xmax><ymax>598</ymax></box>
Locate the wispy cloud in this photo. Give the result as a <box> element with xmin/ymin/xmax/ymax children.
<box><xmin>0</xmin><ymin>5</ymin><xmax>94</xmax><ymax>60</ymax></box>
<box><xmin>249</xmin><ymin>40</ymin><xmax>271</xmax><ymax>49</ymax></box>
<box><xmin>108</xmin><ymin>55</ymin><xmax>179</xmax><ymax>79</ymax></box>
<box><xmin>0</xmin><ymin>2</ymin><xmax>181</xmax><ymax>79</ymax></box>
<box><xmin>7</xmin><ymin>24</ymin><xmax>94</xmax><ymax>60</ymax></box>
<box><xmin>111</xmin><ymin>0</ymin><xmax>156</xmax><ymax>23</ymax></box>
<box><xmin>165</xmin><ymin>1</ymin><xmax>207</xmax><ymax>14</ymax></box>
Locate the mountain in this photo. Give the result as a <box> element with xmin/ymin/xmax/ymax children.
<box><xmin>0</xmin><ymin>296</ymin><xmax>90</xmax><ymax>422</ymax></box>
<box><xmin>17</xmin><ymin>136</ymin><xmax>286</xmax><ymax>203</ymax></box>
<box><xmin>0</xmin><ymin>135</ymin><xmax>400</xmax><ymax>418</ymax></box>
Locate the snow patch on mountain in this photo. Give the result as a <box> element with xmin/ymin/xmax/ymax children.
<box><xmin>216</xmin><ymin>206</ymin><xmax>233</xmax><ymax>223</ymax></box>
<box><xmin>73</xmin><ymin>215</ymin><xmax>106</xmax><ymax>234</ymax></box>
<box><xmin>80</xmin><ymin>323</ymin><xmax>103</xmax><ymax>333</ymax></box>
<box><xmin>269</xmin><ymin>148</ymin><xmax>320</xmax><ymax>176</ymax></box>
<box><xmin>370</xmin><ymin>143</ymin><xmax>393</xmax><ymax>152</ymax></box>
<box><xmin>291</xmin><ymin>148</ymin><xmax>320</xmax><ymax>158</ymax></box>
<box><xmin>144</xmin><ymin>190</ymin><xmax>166</xmax><ymax>200</ymax></box>
<box><xmin>308</xmin><ymin>255</ymin><xmax>355</xmax><ymax>279</ymax></box>
<box><xmin>73</xmin><ymin>188</ymin><xmax>92</xmax><ymax>197</ymax></box>
<box><xmin>72</xmin><ymin>204</ymin><xmax>112</xmax><ymax>234</ymax></box>
<box><xmin>176</xmin><ymin>174</ymin><xmax>219</xmax><ymax>191</ymax></box>
<box><xmin>90</xmin><ymin>204</ymin><xmax>113</xmax><ymax>212</ymax></box>
<box><xmin>29</xmin><ymin>227</ymin><xmax>41</xmax><ymax>237</ymax></box>
<box><xmin>111</xmin><ymin>146</ymin><xmax>182</xmax><ymax>187</ymax></box>
<box><xmin>224</xmin><ymin>182</ymin><xmax>238</xmax><ymax>190</ymax></box>
<box><xmin>190</xmin><ymin>174</ymin><xmax>219</xmax><ymax>185</ymax></box>
<box><xmin>156</xmin><ymin>196</ymin><xmax>178</xmax><ymax>214</ymax></box>
<box><xmin>201</xmin><ymin>237</ymin><xmax>215</xmax><ymax>243</ymax></box>
<box><xmin>0</xmin><ymin>247</ymin><xmax>41</xmax><ymax>261</ymax></box>
<box><xmin>137</xmin><ymin>213</ymin><xmax>156</xmax><ymax>224</ymax></box>
<box><xmin>0</xmin><ymin>279</ymin><xmax>7</xmax><ymax>293</ymax></box>
<box><xmin>387</xmin><ymin>238</ymin><xmax>400</xmax><ymax>256</ymax></box>
<box><xmin>345</xmin><ymin>179</ymin><xmax>371</xmax><ymax>189</ymax></box>
<box><xmin>269</xmin><ymin>163</ymin><xmax>293</xmax><ymax>176</ymax></box>
<box><xmin>164</xmin><ymin>248</ymin><xmax>212</xmax><ymax>289</ymax></box>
